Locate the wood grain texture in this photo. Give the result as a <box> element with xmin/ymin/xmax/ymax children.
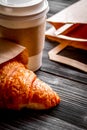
<box><xmin>0</xmin><ymin>0</ymin><xmax>87</xmax><ymax>130</ymax></box>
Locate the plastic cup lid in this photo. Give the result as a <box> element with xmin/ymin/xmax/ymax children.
<box><xmin>0</xmin><ymin>0</ymin><xmax>49</xmax><ymax>16</ymax></box>
<box><xmin>0</xmin><ymin>0</ymin><xmax>43</xmax><ymax>7</ymax></box>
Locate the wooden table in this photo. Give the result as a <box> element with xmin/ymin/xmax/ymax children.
<box><xmin>0</xmin><ymin>0</ymin><xmax>87</xmax><ymax>130</ymax></box>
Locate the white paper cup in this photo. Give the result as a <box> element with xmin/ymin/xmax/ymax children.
<box><xmin>28</xmin><ymin>51</ymin><xmax>43</xmax><ymax>72</ymax></box>
<box><xmin>0</xmin><ymin>0</ymin><xmax>49</xmax><ymax>71</ymax></box>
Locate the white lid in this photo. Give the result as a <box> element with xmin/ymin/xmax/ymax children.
<box><xmin>0</xmin><ymin>0</ymin><xmax>42</xmax><ymax>7</ymax></box>
<box><xmin>0</xmin><ymin>0</ymin><xmax>49</xmax><ymax>16</ymax></box>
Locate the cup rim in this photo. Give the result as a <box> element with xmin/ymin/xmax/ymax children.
<box><xmin>0</xmin><ymin>0</ymin><xmax>49</xmax><ymax>17</ymax></box>
<box><xmin>0</xmin><ymin>0</ymin><xmax>43</xmax><ymax>8</ymax></box>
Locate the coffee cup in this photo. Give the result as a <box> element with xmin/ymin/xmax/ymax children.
<box><xmin>0</xmin><ymin>0</ymin><xmax>49</xmax><ymax>71</ymax></box>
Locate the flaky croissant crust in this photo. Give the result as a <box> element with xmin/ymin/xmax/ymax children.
<box><xmin>0</xmin><ymin>61</ymin><xmax>60</xmax><ymax>110</ymax></box>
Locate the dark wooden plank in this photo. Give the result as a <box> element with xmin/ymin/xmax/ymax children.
<box><xmin>0</xmin><ymin>112</ymin><xmax>85</xmax><ymax>130</ymax></box>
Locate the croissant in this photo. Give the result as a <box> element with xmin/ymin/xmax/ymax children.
<box><xmin>0</xmin><ymin>61</ymin><xmax>60</xmax><ymax>110</ymax></box>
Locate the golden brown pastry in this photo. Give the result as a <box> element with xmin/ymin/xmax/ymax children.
<box><xmin>0</xmin><ymin>61</ymin><xmax>60</xmax><ymax>110</ymax></box>
<box><xmin>15</xmin><ymin>48</ymin><xmax>28</xmax><ymax>67</ymax></box>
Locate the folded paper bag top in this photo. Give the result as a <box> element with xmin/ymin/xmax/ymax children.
<box><xmin>46</xmin><ymin>0</ymin><xmax>87</xmax><ymax>42</ymax></box>
<box><xmin>47</xmin><ymin>0</ymin><xmax>87</xmax><ymax>25</ymax></box>
<box><xmin>0</xmin><ymin>38</ymin><xmax>28</xmax><ymax>66</ymax></box>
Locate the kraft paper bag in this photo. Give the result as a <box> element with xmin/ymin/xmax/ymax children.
<box><xmin>45</xmin><ymin>0</ymin><xmax>87</xmax><ymax>72</ymax></box>
<box><xmin>46</xmin><ymin>0</ymin><xmax>87</xmax><ymax>42</ymax></box>
<box><xmin>47</xmin><ymin>0</ymin><xmax>87</xmax><ymax>25</ymax></box>
<box><xmin>0</xmin><ymin>38</ymin><xmax>28</xmax><ymax>65</ymax></box>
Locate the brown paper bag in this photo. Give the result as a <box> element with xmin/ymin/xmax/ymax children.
<box><xmin>45</xmin><ymin>0</ymin><xmax>87</xmax><ymax>72</ymax></box>
<box><xmin>47</xmin><ymin>0</ymin><xmax>87</xmax><ymax>25</ymax></box>
<box><xmin>45</xmin><ymin>26</ymin><xmax>87</xmax><ymax>72</ymax></box>
<box><xmin>0</xmin><ymin>38</ymin><xmax>28</xmax><ymax>66</ymax></box>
